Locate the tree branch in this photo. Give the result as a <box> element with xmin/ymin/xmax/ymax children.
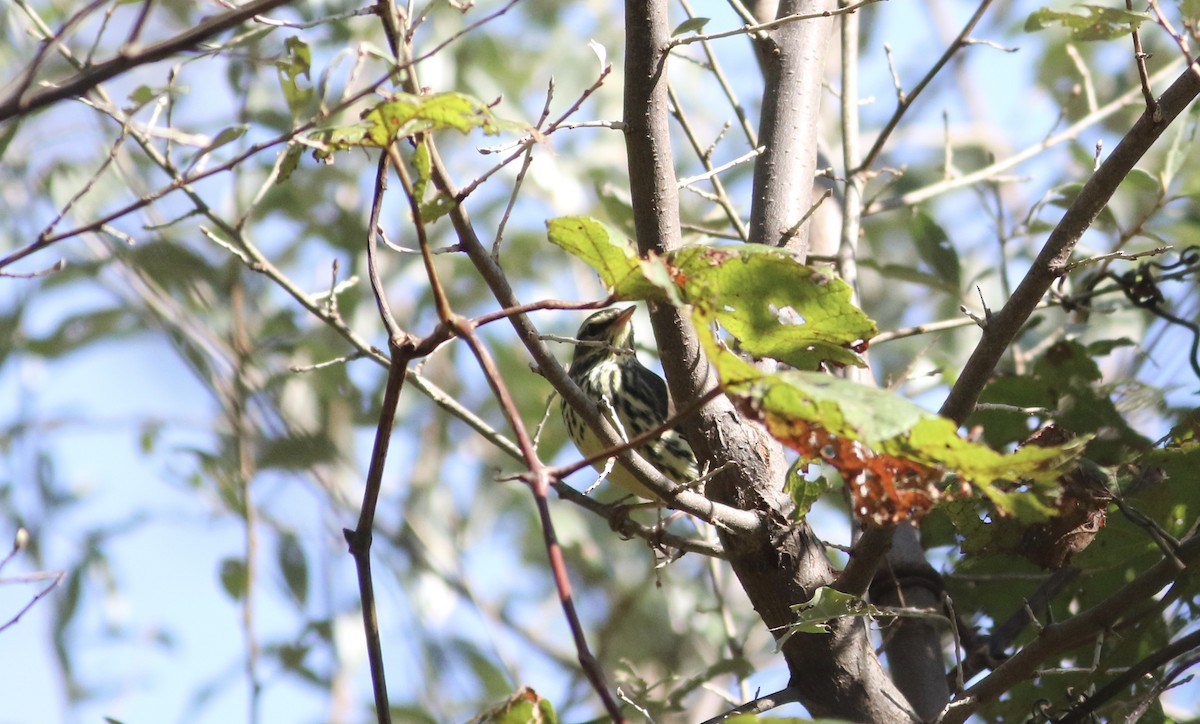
<box><xmin>746</xmin><ymin>0</ymin><xmax>838</xmax><ymax>254</ymax></box>
<box><xmin>939</xmin><ymin>57</ymin><xmax>1200</xmax><ymax>425</ymax></box>
<box><xmin>624</xmin><ymin>1</ymin><xmax>912</xmax><ymax>720</ymax></box>
<box><xmin>941</xmin><ymin>534</ymin><xmax>1200</xmax><ymax>723</ymax></box>
<box><xmin>0</xmin><ymin>0</ymin><xmax>297</xmax><ymax>122</ymax></box>
<box><xmin>854</xmin><ymin>0</ymin><xmax>994</xmax><ymax>174</ymax></box>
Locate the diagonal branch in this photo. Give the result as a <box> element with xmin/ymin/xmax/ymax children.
<box><xmin>1056</xmin><ymin>627</ymin><xmax>1200</xmax><ymax>723</ymax></box>
<box><xmin>867</xmin><ymin>57</ymin><xmax>1188</xmax><ymax>214</ymax></box>
<box><xmin>0</xmin><ymin>0</ymin><xmax>297</xmax><ymax>122</ymax></box>
<box><xmin>939</xmin><ymin>58</ymin><xmax>1200</xmax><ymax>425</ymax></box>
<box><xmin>854</xmin><ymin>0</ymin><xmax>994</xmax><ymax>174</ymax></box>
<box><xmin>940</xmin><ymin>534</ymin><xmax>1200</xmax><ymax>723</ymax></box>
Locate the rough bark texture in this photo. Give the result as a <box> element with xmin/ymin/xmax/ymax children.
<box><xmin>623</xmin><ymin>1</ymin><xmax>913</xmax><ymax>720</ymax></box>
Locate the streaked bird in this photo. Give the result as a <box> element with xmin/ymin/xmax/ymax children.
<box><xmin>560</xmin><ymin>306</ymin><xmax>699</xmax><ymax>501</ymax></box>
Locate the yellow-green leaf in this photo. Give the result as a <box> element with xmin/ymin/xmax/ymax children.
<box><xmin>677</xmin><ymin>245</ymin><xmax>875</xmax><ymax>369</ymax></box>
<box><xmin>545</xmin><ymin>217</ymin><xmax>676</xmax><ymax>302</ymax></box>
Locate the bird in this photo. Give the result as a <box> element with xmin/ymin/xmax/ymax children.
<box><xmin>560</xmin><ymin>306</ymin><xmax>700</xmax><ymax>501</ymax></box>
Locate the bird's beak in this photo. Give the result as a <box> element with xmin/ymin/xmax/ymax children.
<box><xmin>615</xmin><ymin>306</ymin><xmax>637</xmax><ymax>328</ymax></box>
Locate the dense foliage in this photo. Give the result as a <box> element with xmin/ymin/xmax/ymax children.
<box><xmin>2</xmin><ymin>1</ymin><xmax>1200</xmax><ymax>722</ymax></box>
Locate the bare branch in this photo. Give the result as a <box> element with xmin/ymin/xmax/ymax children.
<box><xmin>941</xmin><ymin>534</ymin><xmax>1200</xmax><ymax>723</ymax></box>
<box><xmin>855</xmin><ymin>0</ymin><xmax>994</xmax><ymax>174</ymax></box>
<box><xmin>939</xmin><ymin>58</ymin><xmax>1200</xmax><ymax>424</ymax></box>
<box><xmin>0</xmin><ymin>0</ymin><xmax>297</xmax><ymax>122</ymax></box>
<box><xmin>667</xmin><ymin>0</ymin><xmax>884</xmax><ymax>49</ymax></box>
<box><xmin>868</xmin><ymin>57</ymin><xmax>1188</xmax><ymax>213</ymax></box>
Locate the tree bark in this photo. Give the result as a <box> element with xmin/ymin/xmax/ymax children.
<box><xmin>623</xmin><ymin>1</ymin><xmax>913</xmax><ymax>719</ymax></box>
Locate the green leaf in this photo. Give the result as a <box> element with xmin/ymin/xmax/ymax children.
<box><xmin>593</xmin><ymin>180</ymin><xmax>636</xmax><ymax>238</ymax></box>
<box><xmin>545</xmin><ymin>216</ymin><xmax>677</xmax><ymax>302</ymax></box>
<box><xmin>779</xmin><ymin>587</ymin><xmax>919</xmax><ymax>644</ymax></box>
<box><xmin>676</xmin><ymin>245</ymin><xmax>875</xmax><ymax>369</ymax></box>
<box><xmin>275</xmin><ymin>144</ymin><xmax>303</xmax><ymax>184</ymax></box>
<box><xmin>277</xmin><ymin>533</ymin><xmax>308</xmax><ymax>606</ymax></box>
<box><xmin>859</xmin><ymin>260</ymin><xmax>958</xmax><ymax>293</ymax></box>
<box><xmin>139</xmin><ymin>421</ymin><xmax>163</xmax><ymax>454</ymax></box>
<box><xmin>276</xmin><ymin>642</ymin><xmax>310</xmax><ymax>671</ymax></box>
<box><xmin>418</xmin><ymin>192</ymin><xmax>456</xmax><ymax>223</ymax></box>
<box><xmin>23</xmin><ymin>307</ymin><xmax>134</xmax><ymax>358</ymax></box>
<box><xmin>214</xmin><ymin>126</ymin><xmax>248</xmax><ymax>150</ymax></box>
<box><xmin>257</xmin><ymin>433</ymin><xmax>338</xmax><ymax>470</ymax></box>
<box><xmin>405</xmin><ymin>142</ymin><xmax>456</xmax><ymax>222</ymax></box>
<box><xmin>185</xmin><ymin>127</ymin><xmax>247</xmax><ymax>169</ymax></box>
<box><xmin>548</xmin><ymin>218</ymin><xmax>874</xmax><ymax>370</ymax></box>
<box><xmin>1085</xmin><ymin>337</ymin><xmax>1134</xmax><ymax>356</ymax></box>
<box><xmin>1119</xmin><ymin>441</ymin><xmax>1200</xmax><ymax>539</ymax></box>
<box><xmin>1049</xmin><ymin>181</ymin><xmax>1117</xmax><ymax>228</ymax></box>
<box><xmin>1033</xmin><ymin>340</ymin><xmax>1149</xmax><ymax>463</ymax></box>
<box><xmin>1124</xmin><ymin>167</ymin><xmax>1161</xmax><ymax>194</ymax></box>
<box><xmin>909</xmin><ymin>211</ymin><xmax>961</xmax><ymax>291</ymax></box>
<box><xmin>127</xmin><ymin>85</ymin><xmax>158</xmax><ymax>107</ymax></box>
<box><xmin>695</xmin><ymin>331</ymin><xmax>1078</xmax><ymax>523</ymax></box>
<box><xmin>1162</xmin><ymin>108</ymin><xmax>1196</xmax><ymax>189</ymax></box>
<box><xmin>312</xmin><ymin>92</ymin><xmax>506</xmax><ymax>157</ymax></box>
<box><xmin>901</xmin><ymin>419</ymin><xmax>1067</xmax><ymax>520</ymax></box>
<box><xmin>364</xmin><ymin>92</ymin><xmax>501</xmax><ymax>144</ymax></box>
<box><xmin>672</xmin><ymin>17</ymin><xmax>710</xmax><ymax>36</ymax></box>
<box><xmin>1024</xmin><ymin>5</ymin><xmax>1148</xmax><ymax>41</ymax></box>
<box><xmin>471</xmin><ymin>687</ymin><xmax>558</xmax><ymax>724</ymax></box>
<box><xmin>0</xmin><ymin>117</ymin><xmax>19</xmax><ymax>161</ymax></box>
<box><xmin>282</xmin><ymin>36</ymin><xmax>310</xmax><ymax>74</ymax></box>
<box><xmin>310</xmin><ymin>122</ymin><xmax>371</xmax><ymax>160</ymax></box>
<box><xmin>275</xmin><ymin>36</ymin><xmax>313</xmax><ymax>118</ymax></box>
<box><xmin>786</xmin><ymin>460</ymin><xmax>832</xmax><ymax>518</ymax></box>
<box><xmin>412</xmin><ymin>141</ymin><xmax>432</xmax><ymax>209</ymax></box>
<box><xmin>779</xmin><ymin>586</ymin><xmax>954</xmax><ymax>655</ymax></box>
<box><xmin>219</xmin><ymin>558</ymin><xmax>248</xmax><ymax>600</ymax></box>
<box><xmin>663</xmin><ymin>657</ymin><xmax>756</xmax><ymax>709</ymax></box>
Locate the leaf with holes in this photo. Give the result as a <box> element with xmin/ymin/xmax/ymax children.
<box><xmin>677</xmin><ymin>245</ymin><xmax>875</xmax><ymax>369</ymax></box>
<box><xmin>1025</xmin><ymin>5</ymin><xmax>1148</xmax><ymax>41</ymax></box>
<box><xmin>312</xmin><ymin>92</ymin><xmax>511</xmax><ymax>159</ymax></box>
<box><xmin>695</xmin><ymin>325</ymin><xmax>1077</xmax><ymax>523</ymax></box>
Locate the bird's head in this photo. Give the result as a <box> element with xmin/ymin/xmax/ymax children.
<box><xmin>570</xmin><ymin>306</ymin><xmax>637</xmax><ymax>365</ymax></box>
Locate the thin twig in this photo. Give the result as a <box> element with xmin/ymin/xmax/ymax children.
<box><xmin>677</xmin><ymin>0</ymin><xmax>758</xmax><ymax>147</ymax></box>
<box><xmin>0</xmin><ymin>569</ymin><xmax>65</xmax><ymax>635</ymax></box>
<box><xmin>668</xmin><ymin>83</ymin><xmax>753</xmax><ymax>241</ymax></box>
<box><xmin>699</xmin><ymin>686</ymin><xmax>804</xmax><ymax>723</ymax></box>
<box><xmin>1128</xmin><ymin>0</ymin><xmax>1159</xmax><ymax>118</ymax></box>
<box><xmin>855</xmin><ymin>0</ymin><xmax>993</xmax><ymax>174</ymax></box>
<box><xmin>677</xmin><ymin>145</ymin><xmax>765</xmax><ymax>188</ymax></box>
<box><xmin>491</xmin><ymin>77</ymin><xmax>555</xmax><ymax>257</ymax></box>
<box><xmin>369</xmin><ymin>153</ymin><xmax>407</xmax><ymax>342</ymax></box>
<box><xmin>668</xmin><ymin>0</ymin><xmax>883</xmax><ymax>48</ymax></box>
<box><xmin>939</xmin><ymin>58</ymin><xmax>1200</xmax><ymax>425</ymax></box>
<box><xmin>454</xmin><ymin>59</ymin><xmax>612</xmax><ymax>204</ymax></box>
<box><xmin>343</xmin><ymin>344</ymin><xmax>406</xmax><ymax>724</ymax></box>
<box><xmin>1065</xmin><ymin>43</ymin><xmax>1098</xmax><ymax>114</ymax></box>
<box><xmin>0</xmin><ymin>0</ymin><xmax>296</xmax><ymax>122</ymax></box>
<box><xmin>870</xmin><ymin>62</ymin><xmax>1188</xmax><ymax>216</ymax></box>
<box><xmin>392</xmin><ymin>22</ymin><xmax>632</xmax><ymax>721</ymax></box>
<box><xmin>1148</xmin><ymin>0</ymin><xmax>1200</xmax><ymax>81</ymax></box>
<box><xmin>940</xmin><ymin>536</ymin><xmax>1200</xmax><ymax>723</ymax></box>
